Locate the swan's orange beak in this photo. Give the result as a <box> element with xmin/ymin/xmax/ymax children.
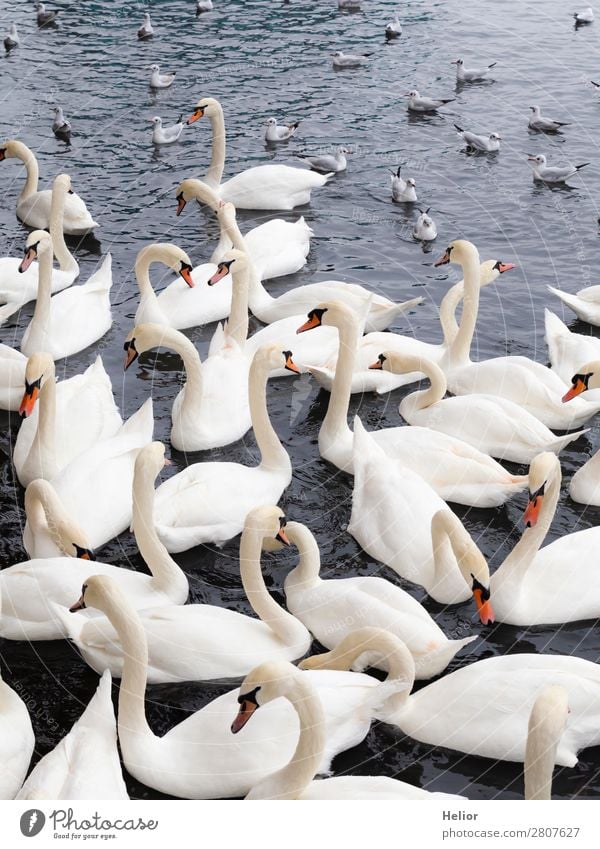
<box><xmin>123</xmin><ymin>340</ymin><xmax>138</xmax><ymax>371</ymax></box>
<box><xmin>497</xmin><ymin>262</ymin><xmax>516</xmax><ymax>274</ymax></box>
<box><xmin>369</xmin><ymin>359</ymin><xmax>383</xmax><ymax>370</ymax></box>
<box><xmin>179</xmin><ymin>262</ymin><xmax>194</xmax><ymax>287</ymax></box>
<box><xmin>231</xmin><ymin>698</ymin><xmax>258</xmax><ymax>734</ymax></box>
<box><xmin>19</xmin><ymin>247</ymin><xmax>37</xmax><ymax>273</ymax></box>
<box><xmin>472</xmin><ymin>580</ymin><xmax>494</xmax><ymax>625</ymax></box>
<box><xmin>524</xmin><ymin>493</ymin><xmax>544</xmax><ymax>528</ymax></box>
<box><xmin>69</xmin><ymin>593</ymin><xmax>86</xmax><ymax>613</ymax></box>
<box><xmin>434</xmin><ymin>249</ymin><xmax>452</xmax><ymax>267</ymax></box>
<box><xmin>276</xmin><ymin>524</ymin><xmax>290</xmax><ymax>545</ymax></box>
<box><xmin>74</xmin><ymin>546</ymin><xmax>96</xmax><ymax>561</ymax></box>
<box><xmin>207</xmin><ymin>262</ymin><xmax>231</xmax><ymax>286</ymax></box>
<box><xmin>187</xmin><ymin>107</ymin><xmax>205</xmax><ymax>125</ymax></box>
<box><xmin>562</xmin><ymin>378</ymin><xmax>587</xmax><ymax>402</ymax></box>
<box><xmin>176</xmin><ymin>193</ymin><xmax>187</xmax><ymax>216</ymax></box>
<box><xmin>19</xmin><ymin>384</ymin><xmax>40</xmax><ymax>418</ymax></box>
<box><xmin>297</xmin><ymin>314</ymin><xmax>321</xmax><ymax>333</ymax></box>
<box><xmin>283</xmin><ymin>351</ymin><xmax>300</xmax><ymax>374</ymax></box>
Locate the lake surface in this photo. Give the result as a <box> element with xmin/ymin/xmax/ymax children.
<box><xmin>1</xmin><ymin>0</ymin><xmax>600</xmax><ymax>799</ymax></box>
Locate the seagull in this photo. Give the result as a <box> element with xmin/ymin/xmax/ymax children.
<box><xmin>4</xmin><ymin>23</ymin><xmax>19</xmax><ymax>52</ymax></box>
<box><xmin>196</xmin><ymin>0</ymin><xmax>214</xmax><ymax>13</ymax></box>
<box><xmin>299</xmin><ymin>146</ymin><xmax>349</xmax><ymax>173</ymax></box>
<box><xmin>390</xmin><ymin>165</ymin><xmax>417</xmax><ymax>202</ymax></box>
<box><xmin>406</xmin><ymin>89</ymin><xmax>454</xmax><ymax>112</ymax></box>
<box><xmin>149</xmin><ymin>64</ymin><xmax>176</xmax><ymax>89</ymax></box>
<box><xmin>52</xmin><ymin>107</ymin><xmax>72</xmax><ymax>143</ymax></box>
<box><xmin>332</xmin><ymin>50</ymin><xmax>371</xmax><ymax>68</ymax></box>
<box><xmin>385</xmin><ymin>16</ymin><xmax>402</xmax><ymax>40</ymax></box>
<box><xmin>454</xmin><ymin>124</ymin><xmax>501</xmax><ymax>152</ymax></box>
<box><xmin>150</xmin><ymin>115</ymin><xmax>184</xmax><ymax>145</ymax></box>
<box><xmin>527</xmin><ymin>154</ymin><xmax>589</xmax><ymax>183</ymax></box>
<box><xmin>138</xmin><ymin>12</ymin><xmax>154</xmax><ymax>40</ymax></box>
<box><xmin>528</xmin><ymin>105</ymin><xmax>570</xmax><ymax>132</ymax></box>
<box><xmin>413</xmin><ymin>208</ymin><xmax>437</xmax><ymax>241</ymax></box>
<box><xmin>264</xmin><ymin>117</ymin><xmax>301</xmax><ymax>142</ymax></box>
<box><xmin>36</xmin><ymin>3</ymin><xmax>59</xmax><ymax>27</ymax></box>
<box><xmin>574</xmin><ymin>7</ymin><xmax>594</xmax><ymax>24</ymax></box>
<box><xmin>451</xmin><ymin>58</ymin><xmax>496</xmax><ymax>82</ymax></box>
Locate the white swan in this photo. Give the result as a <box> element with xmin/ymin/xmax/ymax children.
<box><xmin>0</xmin><ymin>173</ymin><xmax>78</xmax><ymax>324</ymax></box>
<box><xmin>310</xmin><ymin>259</ymin><xmax>516</xmax><ymax>394</ymax></box>
<box><xmin>299</xmin><ymin>300</ymin><xmax>527</xmax><ymax>507</ymax></box>
<box><xmin>548</xmin><ymin>282</ymin><xmax>600</xmax><ymax>327</ymax></box>
<box><xmin>152</xmin><ymin>344</ymin><xmax>294</xmax><ymax>551</ymax></box>
<box><xmin>66</xmin><ymin>574</ymin><xmax>408</xmax><ymax>799</ymax></box>
<box><xmin>349</xmin><ymin>418</ymin><xmax>495</xmax><ymax>605</ymax></box>
<box><xmin>0</xmin><ymin>664</ymin><xmax>34</xmax><ymax>799</ymax></box>
<box><xmin>133</xmin><ymin>243</ymin><xmax>208</xmax><ymax>328</ymax></box>
<box><xmin>234</xmin><ymin>660</ymin><xmax>462</xmax><ymax>800</ymax></box>
<box><xmin>437</xmin><ymin>240</ymin><xmax>600</xmax><ymax>429</ymax></box>
<box><xmin>23</xmin><ymin>478</ymin><xmax>95</xmax><ymax>560</ymax></box>
<box><xmin>282</xmin><ymin>518</ymin><xmax>479</xmax><ymax>679</ymax></box>
<box><xmin>0</xmin><ymin>344</ymin><xmax>26</xmax><ymax>411</ymax></box>
<box><xmin>544</xmin><ymin>309</ymin><xmax>600</xmax><ymax>384</ymax></box>
<box><xmin>186</xmin><ymin>97</ymin><xmax>331</xmax><ymax>209</ymax></box>
<box><xmin>373</xmin><ymin>350</ymin><xmax>586</xmax><ymax>464</ymax></box>
<box><xmin>302</xmin><ymin>628</ymin><xmax>600</xmax><ymax>766</ymax></box>
<box><xmin>491</xmin><ymin>452</ymin><xmax>600</xmax><ymax>624</ymax></box>
<box><xmin>0</xmin><ymin>441</ymin><xmax>188</xmax><ymax>641</ymax></box>
<box><xmin>0</xmin><ymin>140</ymin><xmax>98</xmax><ymax>234</ymax></box>
<box><xmin>15</xmin><ymin>671</ymin><xmax>128</xmax><ymax>800</ymax></box>
<box><xmin>14</xmin><ymin>353</ymin><xmax>122</xmax><ymax>486</ymax></box>
<box><xmin>20</xmin><ymin>230</ymin><xmax>112</xmax><ymax>360</ymax></box>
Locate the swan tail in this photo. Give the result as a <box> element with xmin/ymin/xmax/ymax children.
<box><xmin>544</xmin><ymin>307</ymin><xmax>570</xmax><ymax>338</ymax></box>
<box><xmin>393</xmin><ymin>295</ymin><xmax>424</xmax><ymax>314</ymax></box>
<box><xmin>414</xmin><ymin>635</ymin><xmax>477</xmax><ymax>679</ymax></box>
<box><xmin>546</xmin><ymin>286</ymin><xmax>583</xmax><ymax>316</ymax></box>
<box><xmin>83</xmin><ymin>253</ymin><xmax>113</xmax><ymax>293</ymax></box>
<box><xmin>546</xmin><ymin>428</ymin><xmax>589</xmax><ymax>454</ymax></box>
<box><xmin>119</xmin><ymin>397</ymin><xmax>154</xmax><ymax>437</ymax></box>
<box><xmin>208</xmin><ymin>322</ymin><xmax>226</xmax><ymax>356</ymax></box>
<box><xmin>0</xmin><ymin>301</ymin><xmax>21</xmax><ymax>325</ymax></box>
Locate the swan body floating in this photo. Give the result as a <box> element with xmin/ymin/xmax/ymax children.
<box><xmin>149</xmin><ymin>63</ymin><xmax>175</xmax><ymax>88</ymax></box>
<box><xmin>548</xmin><ymin>282</ymin><xmax>600</xmax><ymax>326</ymax></box>
<box><xmin>187</xmin><ymin>98</ymin><xmax>331</xmax><ymax>209</ymax></box>
<box><xmin>451</xmin><ymin>58</ymin><xmax>496</xmax><ymax>82</ymax></box>
<box><xmin>150</xmin><ymin>115</ymin><xmax>184</xmax><ymax>145</ymax></box>
<box><xmin>16</xmin><ymin>671</ymin><xmax>128</xmax><ymax>800</ymax></box>
<box><xmin>133</xmin><ymin>243</ymin><xmax>206</xmax><ymax>329</ymax></box>
<box><xmin>0</xmin><ymin>140</ymin><xmax>97</xmax><ymax>234</ymax></box>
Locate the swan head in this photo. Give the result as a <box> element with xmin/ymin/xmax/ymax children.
<box><xmin>175</xmin><ymin>178</ymin><xmax>221</xmax><ymax>215</ymax></box>
<box><xmin>232</xmin><ymin>660</ymin><xmax>304</xmax><ymax>734</ymax></box>
<box><xmin>434</xmin><ymin>239</ymin><xmax>478</xmax><ymax>267</ymax></box>
<box><xmin>187</xmin><ymin>96</ymin><xmax>220</xmax><ymax>125</ymax></box>
<box><xmin>562</xmin><ymin>360</ymin><xmax>600</xmax><ymax>401</ymax></box>
<box><xmin>19</xmin><ymin>229</ymin><xmax>51</xmax><ymax>273</ymax></box>
<box><xmin>296</xmin><ymin>300</ymin><xmax>355</xmax><ymax>334</ymax></box>
<box><xmin>123</xmin><ymin>322</ymin><xmax>179</xmax><ymax>369</ymax></box>
<box><xmin>134</xmin><ymin>441</ymin><xmax>170</xmax><ymax>482</ymax></box>
<box><xmin>523</xmin><ymin>452</ymin><xmax>559</xmax><ymax>528</ymax></box>
<box><xmin>369</xmin><ymin>349</ymin><xmax>429</xmax><ymax>377</ymax></box>
<box><xmin>207</xmin><ymin>248</ymin><xmax>248</xmax><ymax>286</ymax></box>
<box><xmin>251</xmin><ymin>343</ymin><xmax>301</xmax><ymax>376</ymax></box>
<box><xmin>52</xmin><ymin>172</ymin><xmax>72</xmax><ymax>195</ymax></box>
<box><xmin>244</xmin><ymin>504</ymin><xmax>290</xmax><ymax>551</ymax></box>
<box><xmin>528</xmin><ymin>154</ymin><xmax>546</xmax><ymax>167</ymax></box>
<box><xmin>69</xmin><ymin>574</ymin><xmax>120</xmax><ymax>614</ymax></box>
<box><xmin>0</xmin><ymin>138</ymin><xmax>28</xmax><ymax>161</ymax></box>
<box><xmin>137</xmin><ymin>243</ymin><xmax>193</xmax><ymax>286</ymax></box>
<box><xmin>25</xmin><ymin>479</ymin><xmax>96</xmax><ymax>560</ymax></box>
<box><xmin>19</xmin><ymin>352</ymin><xmax>54</xmax><ymax>418</ymax></box>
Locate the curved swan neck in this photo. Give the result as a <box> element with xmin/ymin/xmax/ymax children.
<box><xmin>24</xmin><ymin>479</ymin><xmax>64</xmax><ymax>549</ymax></box>
<box><xmin>30</xmin><ymin>242</ymin><xmax>54</xmax><ymax>332</ymax></box>
<box><xmin>431</xmin><ymin>510</ymin><xmax>486</xmax><ymax>590</ymax></box>
<box><xmin>12</xmin><ymin>141</ymin><xmax>39</xmax><ymax>201</ymax></box>
<box><xmin>323</xmin><ymin>311</ymin><xmax>359</xmax><ymax>445</ymax></box>
<box><xmin>206</xmin><ymin>104</ymin><xmax>226</xmax><ymax>187</ymax></box>
<box><xmin>284</xmin><ymin>522</ymin><xmax>322</xmax><ymax>589</ymax></box>
<box><xmin>446</xmin><ymin>244</ymin><xmax>482</xmax><ymax>365</ymax></box>
<box><xmin>239</xmin><ymin>528</ymin><xmax>305</xmax><ymax>644</ymax></box>
<box><xmin>34</xmin><ymin>364</ymin><xmax>59</xmax><ymax>477</ymax></box>
<box><xmin>220</xmin><ymin>210</ymin><xmax>265</xmax><ymax>302</ymax></box>
<box><xmin>439</xmin><ymin>281</ymin><xmax>465</xmax><ymax>345</ymax></box>
<box><xmin>49</xmin><ymin>181</ymin><xmax>77</xmax><ymax>273</ymax></box>
<box><xmin>398</xmin><ymin>356</ymin><xmax>446</xmax><ymax>415</ymax></box>
<box><xmin>250</xmin><ymin>358</ymin><xmax>289</xmax><ymax>472</ymax></box>
<box><xmin>160</xmin><ymin>328</ymin><xmax>204</xmax><ymax>413</ymax></box>
<box><xmin>134</xmin><ymin>247</ymin><xmax>162</xmax><ymax>301</ymax></box>
<box><xmin>227</xmin><ymin>260</ymin><xmax>249</xmax><ymax>347</ymax></box>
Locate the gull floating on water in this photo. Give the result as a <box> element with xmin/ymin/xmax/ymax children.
<box><xmin>332</xmin><ymin>50</ymin><xmax>371</xmax><ymax>68</ymax></box>
<box><xmin>574</xmin><ymin>7</ymin><xmax>594</xmax><ymax>24</ymax></box>
<box><xmin>451</xmin><ymin>58</ymin><xmax>496</xmax><ymax>82</ymax></box>
<box><xmin>264</xmin><ymin>117</ymin><xmax>300</xmax><ymax>142</ymax></box>
<box><xmin>390</xmin><ymin>165</ymin><xmax>417</xmax><ymax>202</ymax></box>
<box><xmin>149</xmin><ymin>64</ymin><xmax>176</xmax><ymax>89</ymax></box>
<box><xmin>196</xmin><ymin>0</ymin><xmax>214</xmax><ymax>13</ymax></box>
<box><xmin>413</xmin><ymin>208</ymin><xmax>437</xmax><ymax>241</ymax></box>
<box><xmin>407</xmin><ymin>89</ymin><xmax>454</xmax><ymax>112</ymax></box>
<box><xmin>299</xmin><ymin>146</ymin><xmax>349</xmax><ymax>173</ymax></box>
<box><xmin>37</xmin><ymin>3</ymin><xmax>58</xmax><ymax>27</ymax></box>
<box><xmin>454</xmin><ymin>124</ymin><xmax>501</xmax><ymax>152</ymax></box>
<box><xmin>138</xmin><ymin>12</ymin><xmax>154</xmax><ymax>40</ymax></box>
<box><xmin>385</xmin><ymin>16</ymin><xmax>402</xmax><ymax>40</ymax></box>
<box><xmin>4</xmin><ymin>23</ymin><xmax>19</xmax><ymax>52</ymax></box>
<box><xmin>52</xmin><ymin>107</ymin><xmax>72</xmax><ymax>143</ymax></box>
<box><xmin>528</xmin><ymin>153</ymin><xmax>589</xmax><ymax>183</ymax></box>
<box><xmin>528</xmin><ymin>105</ymin><xmax>570</xmax><ymax>132</ymax></box>
<box><xmin>150</xmin><ymin>115</ymin><xmax>184</xmax><ymax>145</ymax></box>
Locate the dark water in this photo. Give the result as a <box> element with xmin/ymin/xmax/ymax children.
<box><xmin>1</xmin><ymin>0</ymin><xmax>600</xmax><ymax>800</ymax></box>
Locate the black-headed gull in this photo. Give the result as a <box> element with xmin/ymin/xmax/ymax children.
<box><xmin>574</xmin><ymin>7</ymin><xmax>594</xmax><ymax>24</ymax></box>
<box><xmin>150</xmin><ymin>115</ymin><xmax>184</xmax><ymax>145</ymax></box>
<box><xmin>138</xmin><ymin>12</ymin><xmax>154</xmax><ymax>40</ymax></box>
<box><xmin>413</xmin><ymin>209</ymin><xmax>437</xmax><ymax>240</ymax></box>
<box><xmin>4</xmin><ymin>23</ymin><xmax>19</xmax><ymax>52</ymax></box>
<box><xmin>264</xmin><ymin>117</ymin><xmax>300</xmax><ymax>142</ymax></box>
<box><xmin>150</xmin><ymin>64</ymin><xmax>176</xmax><ymax>89</ymax></box>
<box><xmin>528</xmin><ymin>105</ymin><xmax>570</xmax><ymax>132</ymax></box>
<box><xmin>454</xmin><ymin>124</ymin><xmax>501</xmax><ymax>152</ymax></box>
<box><xmin>406</xmin><ymin>89</ymin><xmax>454</xmax><ymax>112</ymax></box>
<box><xmin>528</xmin><ymin>154</ymin><xmax>589</xmax><ymax>183</ymax></box>
<box><xmin>390</xmin><ymin>165</ymin><xmax>417</xmax><ymax>202</ymax></box>
<box><xmin>451</xmin><ymin>58</ymin><xmax>496</xmax><ymax>82</ymax></box>
<box><xmin>52</xmin><ymin>107</ymin><xmax>72</xmax><ymax>143</ymax></box>
<box><xmin>299</xmin><ymin>146</ymin><xmax>349</xmax><ymax>173</ymax></box>
<box><xmin>196</xmin><ymin>0</ymin><xmax>214</xmax><ymax>13</ymax></box>
<box><xmin>332</xmin><ymin>50</ymin><xmax>371</xmax><ymax>68</ymax></box>
<box><xmin>385</xmin><ymin>16</ymin><xmax>402</xmax><ymax>40</ymax></box>
<box><xmin>37</xmin><ymin>3</ymin><xmax>58</xmax><ymax>26</ymax></box>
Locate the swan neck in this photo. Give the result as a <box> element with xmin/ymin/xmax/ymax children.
<box><xmin>167</xmin><ymin>330</ymin><xmax>204</xmax><ymax>415</ymax></box>
<box><xmin>323</xmin><ymin>315</ymin><xmax>358</xmax><ymax>444</ymax></box>
<box><xmin>17</xmin><ymin>144</ymin><xmax>39</xmax><ymax>201</ymax></box>
<box><xmin>250</xmin><ymin>359</ymin><xmax>289</xmax><ymax>472</ymax></box>
<box><xmin>447</xmin><ymin>248</ymin><xmax>481</xmax><ymax>365</ymax></box>
<box><xmin>35</xmin><ymin>369</ymin><xmax>58</xmax><ymax>474</ymax></box>
<box><xmin>524</xmin><ymin>703</ymin><xmax>562</xmax><ymax>800</ymax></box>
<box><xmin>227</xmin><ymin>262</ymin><xmax>249</xmax><ymax>347</ymax></box>
<box><xmin>134</xmin><ymin>251</ymin><xmax>157</xmax><ymax>301</ymax></box>
<box><xmin>30</xmin><ymin>245</ymin><xmax>54</xmax><ymax>331</ymax></box>
<box><xmin>49</xmin><ymin>183</ymin><xmax>77</xmax><ymax>273</ymax></box>
<box><xmin>222</xmin><ymin>215</ymin><xmax>266</xmax><ymax>303</ymax></box>
<box><xmin>285</xmin><ymin>523</ymin><xmax>322</xmax><ymax>588</ymax></box>
<box><xmin>207</xmin><ymin>108</ymin><xmax>226</xmax><ymax>187</ymax></box>
<box><xmin>401</xmin><ymin>358</ymin><xmax>446</xmax><ymax>414</ymax></box>
<box><xmin>438</xmin><ymin>281</ymin><xmax>465</xmax><ymax>345</ymax></box>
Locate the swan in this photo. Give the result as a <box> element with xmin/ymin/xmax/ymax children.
<box><xmin>14</xmin><ymin>353</ymin><xmax>122</xmax><ymax>486</ymax></box>
<box><xmin>437</xmin><ymin>240</ymin><xmax>600</xmax><ymax>429</ymax></box>
<box><xmin>0</xmin><ymin>140</ymin><xmax>98</xmax><ymax>234</ymax></box>
<box><xmin>302</xmin><ymin>628</ymin><xmax>600</xmax><ymax>766</ymax></box>
<box><xmin>20</xmin><ymin>230</ymin><xmax>112</xmax><ymax>360</ymax></box>
<box><xmin>57</xmin><ymin>506</ymin><xmax>310</xmax><ymax>682</ymax></box>
<box><xmin>298</xmin><ymin>300</ymin><xmax>527</xmax><ymax>507</ymax></box>
<box><xmin>372</xmin><ymin>350</ymin><xmax>586</xmax><ymax>464</ymax></box>
<box><xmin>310</xmin><ymin>259</ymin><xmax>516</xmax><ymax>394</ymax></box>
<box><xmin>544</xmin><ymin>309</ymin><xmax>600</xmax><ymax>383</ymax></box>
<box><xmin>66</xmin><ymin>574</ymin><xmax>408</xmax><ymax>799</ymax></box>
<box><xmin>152</xmin><ymin>345</ymin><xmax>294</xmax><ymax>552</ymax></box>
<box><xmin>0</xmin><ymin>441</ymin><xmax>188</xmax><ymax>641</ymax></box>
<box><xmin>0</xmin><ymin>344</ymin><xmax>26</xmax><ymax>411</ymax></box>
<box><xmin>491</xmin><ymin>452</ymin><xmax>600</xmax><ymax>624</ymax></box>
<box><xmin>186</xmin><ymin>97</ymin><xmax>332</xmax><ymax>209</ymax></box>
<box><xmin>348</xmin><ymin>419</ymin><xmax>495</xmax><ymax>604</ymax></box>
<box><xmin>570</xmin><ymin>446</ymin><xmax>600</xmax><ymax>506</ymax></box>
<box><xmin>176</xmin><ymin>179</ymin><xmax>312</xmax><ymax>281</ymax></box>
<box><xmin>23</xmin><ymin>479</ymin><xmax>95</xmax><ymax>560</ymax></box>
<box><xmin>0</xmin><ymin>664</ymin><xmax>34</xmax><ymax>799</ymax></box>
<box><xmin>233</xmin><ymin>661</ymin><xmax>462</xmax><ymax>800</ymax></box>
<box><xmin>15</xmin><ymin>671</ymin><xmax>128</xmax><ymax>800</ymax></box>
<box><xmin>0</xmin><ymin>173</ymin><xmax>79</xmax><ymax>324</ymax></box>
<box><xmin>282</xmin><ymin>518</ymin><xmax>481</xmax><ymax>679</ymax></box>
<box><xmin>547</xmin><ymin>282</ymin><xmax>600</xmax><ymax>326</ymax></box>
